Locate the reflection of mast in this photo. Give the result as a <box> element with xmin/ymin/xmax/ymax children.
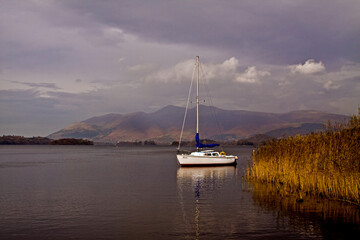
<box><xmin>177</xmin><ymin>166</ymin><xmax>236</xmax><ymax>239</ymax></box>
<box><xmin>195</xmin><ymin>179</ymin><xmax>201</xmax><ymax>240</ymax></box>
<box><xmin>195</xmin><ymin>199</ymin><xmax>200</xmax><ymax>240</ymax></box>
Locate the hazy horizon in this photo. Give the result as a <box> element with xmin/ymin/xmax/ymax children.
<box><xmin>6</xmin><ymin>104</ymin><xmax>350</xmax><ymax>138</ymax></box>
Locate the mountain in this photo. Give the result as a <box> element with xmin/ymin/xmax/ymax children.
<box><xmin>48</xmin><ymin>105</ymin><xmax>348</xmax><ymax>143</ymax></box>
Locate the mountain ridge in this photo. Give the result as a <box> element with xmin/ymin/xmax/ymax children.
<box><xmin>48</xmin><ymin>105</ymin><xmax>348</xmax><ymax>143</ymax></box>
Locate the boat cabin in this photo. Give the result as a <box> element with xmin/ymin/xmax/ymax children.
<box><xmin>190</xmin><ymin>150</ymin><xmax>220</xmax><ymax>157</ymax></box>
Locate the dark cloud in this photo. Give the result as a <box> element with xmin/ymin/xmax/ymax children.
<box><xmin>11</xmin><ymin>81</ymin><xmax>60</xmax><ymax>90</ymax></box>
<box><xmin>61</xmin><ymin>0</ymin><xmax>360</xmax><ymax>64</ymax></box>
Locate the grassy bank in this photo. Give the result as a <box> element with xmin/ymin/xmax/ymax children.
<box><xmin>247</xmin><ymin>110</ymin><xmax>360</xmax><ymax>204</ymax></box>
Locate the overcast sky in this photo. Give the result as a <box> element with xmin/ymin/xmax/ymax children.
<box><xmin>1</xmin><ymin>0</ymin><xmax>360</xmax><ymax>136</ymax></box>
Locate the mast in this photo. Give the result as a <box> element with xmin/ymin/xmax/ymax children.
<box><xmin>196</xmin><ymin>56</ymin><xmax>200</xmax><ymax>151</ymax></box>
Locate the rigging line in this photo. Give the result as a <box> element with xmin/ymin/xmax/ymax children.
<box><xmin>199</xmin><ymin>62</ymin><xmax>225</xmax><ymax>151</ymax></box>
<box><xmin>178</xmin><ymin>62</ymin><xmax>196</xmax><ymax>150</ymax></box>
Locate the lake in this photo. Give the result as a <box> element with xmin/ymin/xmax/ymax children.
<box><xmin>0</xmin><ymin>145</ymin><xmax>359</xmax><ymax>239</ymax></box>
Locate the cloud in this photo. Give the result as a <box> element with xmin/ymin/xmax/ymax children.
<box><xmin>59</xmin><ymin>0</ymin><xmax>360</xmax><ymax>64</ymax></box>
<box><xmin>320</xmin><ymin>61</ymin><xmax>360</xmax><ymax>90</ymax></box>
<box><xmin>323</xmin><ymin>80</ymin><xmax>340</xmax><ymax>90</ymax></box>
<box><xmin>141</xmin><ymin>59</ymin><xmax>198</xmax><ymax>83</ymax></box>
<box><xmin>289</xmin><ymin>59</ymin><xmax>326</xmax><ymax>74</ymax></box>
<box><xmin>218</xmin><ymin>57</ymin><xmax>239</xmax><ymax>72</ymax></box>
<box><xmin>11</xmin><ymin>81</ymin><xmax>61</xmax><ymax>90</ymax></box>
<box><xmin>235</xmin><ymin>66</ymin><xmax>271</xmax><ymax>83</ymax></box>
<box><xmin>99</xmin><ymin>27</ymin><xmax>136</xmax><ymax>46</ymax></box>
<box><xmin>142</xmin><ymin>57</ymin><xmax>270</xmax><ymax>84</ymax></box>
<box><xmin>127</xmin><ymin>63</ymin><xmax>157</xmax><ymax>74</ymax></box>
<box><xmin>202</xmin><ymin>57</ymin><xmax>239</xmax><ymax>81</ymax></box>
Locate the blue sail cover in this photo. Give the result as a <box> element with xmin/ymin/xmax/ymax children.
<box><xmin>195</xmin><ymin>133</ymin><xmax>220</xmax><ymax>148</ymax></box>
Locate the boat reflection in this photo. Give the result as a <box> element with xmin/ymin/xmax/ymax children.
<box><xmin>176</xmin><ymin>166</ymin><xmax>237</xmax><ymax>239</ymax></box>
<box><xmin>177</xmin><ymin>166</ymin><xmax>236</xmax><ymax>184</ymax></box>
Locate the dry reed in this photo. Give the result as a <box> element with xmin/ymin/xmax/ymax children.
<box><xmin>247</xmin><ymin>109</ymin><xmax>360</xmax><ymax>204</ymax></box>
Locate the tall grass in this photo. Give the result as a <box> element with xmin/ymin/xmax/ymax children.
<box><xmin>247</xmin><ymin>109</ymin><xmax>360</xmax><ymax>204</ymax></box>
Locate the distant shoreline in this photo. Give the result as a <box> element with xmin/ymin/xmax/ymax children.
<box><xmin>0</xmin><ymin>136</ymin><xmax>93</xmax><ymax>145</ymax></box>
<box><xmin>0</xmin><ymin>134</ymin><xmax>272</xmax><ymax>147</ymax></box>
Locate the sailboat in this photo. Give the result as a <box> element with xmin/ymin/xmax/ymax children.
<box><xmin>176</xmin><ymin>56</ymin><xmax>238</xmax><ymax>166</ymax></box>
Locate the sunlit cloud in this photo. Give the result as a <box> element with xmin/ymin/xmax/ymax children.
<box><xmin>289</xmin><ymin>59</ymin><xmax>325</xmax><ymax>74</ymax></box>
<box><xmin>142</xmin><ymin>57</ymin><xmax>270</xmax><ymax>84</ymax></box>
<box><xmin>235</xmin><ymin>66</ymin><xmax>271</xmax><ymax>83</ymax></box>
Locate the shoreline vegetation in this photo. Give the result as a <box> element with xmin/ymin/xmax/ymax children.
<box><xmin>0</xmin><ymin>136</ymin><xmax>93</xmax><ymax>145</ymax></box>
<box><xmin>0</xmin><ymin>134</ymin><xmax>271</xmax><ymax>147</ymax></box>
<box><xmin>247</xmin><ymin>109</ymin><xmax>360</xmax><ymax>205</ymax></box>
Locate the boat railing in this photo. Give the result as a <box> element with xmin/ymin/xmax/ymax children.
<box><xmin>177</xmin><ymin>149</ymin><xmax>192</xmax><ymax>155</ymax></box>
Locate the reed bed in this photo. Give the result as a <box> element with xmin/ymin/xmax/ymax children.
<box><xmin>247</xmin><ymin>110</ymin><xmax>360</xmax><ymax>204</ymax></box>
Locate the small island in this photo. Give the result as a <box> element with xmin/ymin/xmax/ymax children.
<box><xmin>0</xmin><ymin>136</ymin><xmax>93</xmax><ymax>145</ymax></box>
<box><xmin>50</xmin><ymin>138</ymin><xmax>93</xmax><ymax>145</ymax></box>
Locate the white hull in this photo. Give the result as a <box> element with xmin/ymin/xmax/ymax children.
<box><xmin>177</xmin><ymin>154</ymin><xmax>237</xmax><ymax>166</ymax></box>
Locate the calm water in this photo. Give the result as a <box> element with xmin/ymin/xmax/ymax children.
<box><xmin>0</xmin><ymin>145</ymin><xmax>359</xmax><ymax>239</ymax></box>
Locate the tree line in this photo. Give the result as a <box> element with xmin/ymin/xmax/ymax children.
<box><xmin>0</xmin><ymin>136</ymin><xmax>93</xmax><ymax>145</ymax></box>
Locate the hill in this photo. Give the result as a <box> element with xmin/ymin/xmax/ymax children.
<box><xmin>48</xmin><ymin>105</ymin><xmax>348</xmax><ymax>144</ymax></box>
